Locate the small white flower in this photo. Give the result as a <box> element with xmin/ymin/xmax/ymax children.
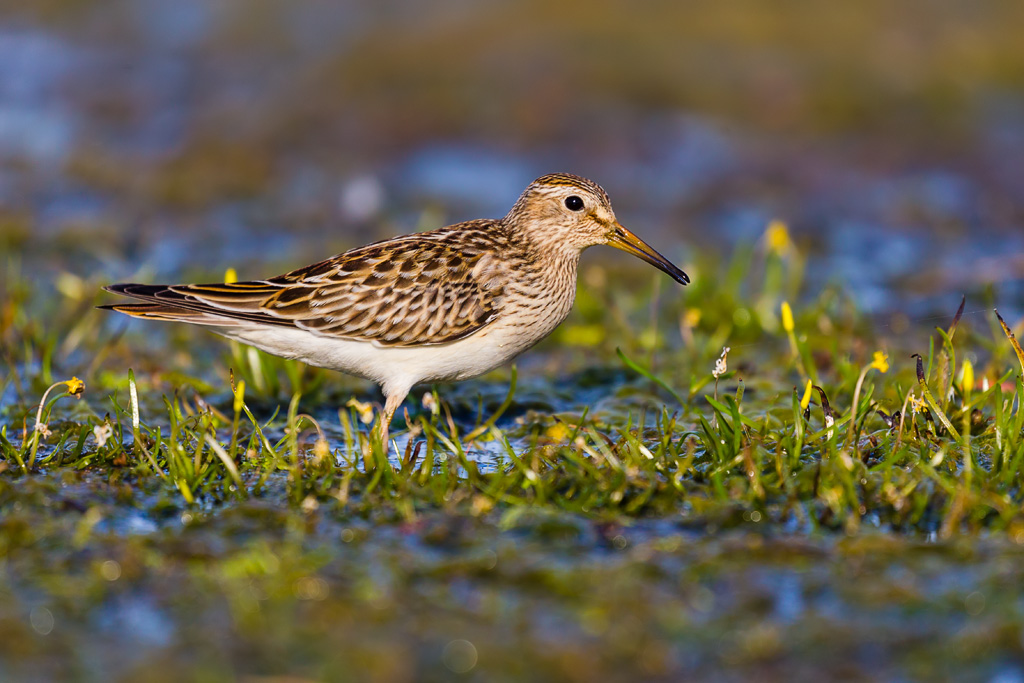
<box><xmin>422</xmin><ymin>392</ymin><xmax>439</xmax><ymax>416</ymax></box>
<box><xmin>35</xmin><ymin>423</ymin><xmax>52</xmax><ymax>438</ymax></box>
<box><xmin>712</xmin><ymin>347</ymin><xmax>731</xmax><ymax>379</ymax></box>
<box><xmin>93</xmin><ymin>423</ymin><xmax>113</xmax><ymax>448</ymax></box>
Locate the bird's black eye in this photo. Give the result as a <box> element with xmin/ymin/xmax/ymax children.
<box><xmin>564</xmin><ymin>195</ymin><xmax>584</xmax><ymax>211</ymax></box>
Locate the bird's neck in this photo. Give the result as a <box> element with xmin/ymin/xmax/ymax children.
<box><xmin>501</xmin><ymin>222</ymin><xmax>582</xmax><ymax>320</ymax></box>
<box><xmin>511</xmin><ymin>243</ymin><xmax>580</xmax><ymax>331</ymax></box>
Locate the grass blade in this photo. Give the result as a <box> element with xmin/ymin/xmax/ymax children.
<box><xmin>996</xmin><ymin>309</ymin><xmax>1024</xmax><ymax>376</ymax></box>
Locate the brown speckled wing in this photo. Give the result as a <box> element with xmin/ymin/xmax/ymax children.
<box><xmin>107</xmin><ymin>221</ymin><xmax>509</xmax><ymax>347</ymax></box>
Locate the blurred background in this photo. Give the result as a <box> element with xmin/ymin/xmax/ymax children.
<box><xmin>2</xmin><ymin>0</ymin><xmax>1024</xmax><ymax>316</ymax></box>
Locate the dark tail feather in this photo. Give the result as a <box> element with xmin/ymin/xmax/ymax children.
<box><xmin>100</xmin><ymin>282</ymin><xmax>293</xmax><ymax>327</ymax></box>
<box><xmin>97</xmin><ymin>302</ymin><xmax>243</xmax><ymax>326</ymax></box>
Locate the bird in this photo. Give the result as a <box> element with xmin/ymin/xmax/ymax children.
<box><xmin>101</xmin><ymin>173</ymin><xmax>689</xmax><ymax>446</ymax></box>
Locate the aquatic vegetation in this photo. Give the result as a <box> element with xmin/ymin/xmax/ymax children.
<box><xmin>3</xmin><ymin>222</ymin><xmax>1024</xmax><ymax>678</ymax></box>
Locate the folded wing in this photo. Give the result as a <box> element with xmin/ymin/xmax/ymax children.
<box><xmin>103</xmin><ymin>222</ymin><xmax>508</xmax><ymax>347</ymax></box>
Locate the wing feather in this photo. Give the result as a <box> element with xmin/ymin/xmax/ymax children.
<box><xmin>103</xmin><ymin>221</ymin><xmax>508</xmax><ymax>346</ymax></box>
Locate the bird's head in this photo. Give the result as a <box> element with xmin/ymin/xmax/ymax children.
<box><xmin>505</xmin><ymin>173</ymin><xmax>689</xmax><ymax>285</ymax></box>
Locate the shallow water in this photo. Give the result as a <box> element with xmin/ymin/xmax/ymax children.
<box><xmin>3</xmin><ymin>468</ymin><xmax>1024</xmax><ymax>681</ymax></box>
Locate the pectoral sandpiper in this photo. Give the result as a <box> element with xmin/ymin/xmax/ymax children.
<box><xmin>102</xmin><ymin>173</ymin><xmax>689</xmax><ymax>445</ymax></box>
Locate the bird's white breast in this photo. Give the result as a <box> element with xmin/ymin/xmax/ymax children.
<box><xmin>216</xmin><ymin>316</ymin><xmax>555</xmax><ymax>398</ymax></box>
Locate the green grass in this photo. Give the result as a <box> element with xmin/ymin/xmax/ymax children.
<box><xmin>7</xmin><ymin>231</ymin><xmax>1022</xmax><ymax>534</ymax></box>
<box><xmin>3</xmin><ymin>229</ymin><xmax>1024</xmax><ymax>680</ymax></box>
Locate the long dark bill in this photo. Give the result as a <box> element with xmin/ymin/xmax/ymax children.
<box><xmin>608</xmin><ymin>222</ymin><xmax>689</xmax><ymax>285</ymax></box>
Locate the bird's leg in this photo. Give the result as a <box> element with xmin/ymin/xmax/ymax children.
<box><xmin>376</xmin><ymin>390</ymin><xmax>407</xmax><ymax>454</ymax></box>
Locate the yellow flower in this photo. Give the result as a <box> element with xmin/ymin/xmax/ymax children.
<box><xmin>961</xmin><ymin>359</ymin><xmax>974</xmax><ymax>393</ymax></box>
<box><xmin>545</xmin><ymin>422</ymin><xmax>570</xmax><ymax>442</ymax></box>
<box><xmin>800</xmin><ymin>379</ymin><xmax>813</xmax><ymax>411</ymax></box>
<box><xmin>64</xmin><ymin>377</ymin><xmax>85</xmax><ymax>397</ymax></box>
<box><xmin>232</xmin><ymin>380</ymin><xmax>247</xmax><ymax>414</ymax></box>
<box><xmin>870</xmin><ymin>351</ymin><xmax>889</xmax><ymax>374</ymax></box>
<box><xmin>765</xmin><ymin>220</ymin><xmax>794</xmax><ymax>256</ymax></box>
<box><xmin>781</xmin><ymin>301</ymin><xmax>794</xmax><ymax>333</ymax></box>
<box><xmin>224</xmin><ymin>267</ymin><xmax>238</xmax><ymax>284</ymax></box>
